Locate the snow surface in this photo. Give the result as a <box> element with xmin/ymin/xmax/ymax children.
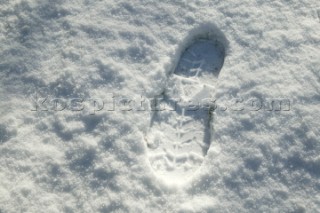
<box><xmin>1</xmin><ymin>0</ymin><xmax>320</xmax><ymax>212</ymax></box>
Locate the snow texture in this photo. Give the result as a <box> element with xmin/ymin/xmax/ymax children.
<box><xmin>0</xmin><ymin>0</ymin><xmax>320</xmax><ymax>212</ymax></box>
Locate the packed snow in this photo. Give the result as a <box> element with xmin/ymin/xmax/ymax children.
<box><xmin>0</xmin><ymin>0</ymin><xmax>320</xmax><ymax>212</ymax></box>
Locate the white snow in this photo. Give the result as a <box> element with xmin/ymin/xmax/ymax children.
<box><xmin>1</xmin><ymin>0</ymin><xmax>320</xmax><ymax>212</ymax></box>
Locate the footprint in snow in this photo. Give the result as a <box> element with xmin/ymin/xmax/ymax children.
<box><xmin>145</xmin><ymin>34</ymin><xmax>226</xmax><ymax>185</ymax></box>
